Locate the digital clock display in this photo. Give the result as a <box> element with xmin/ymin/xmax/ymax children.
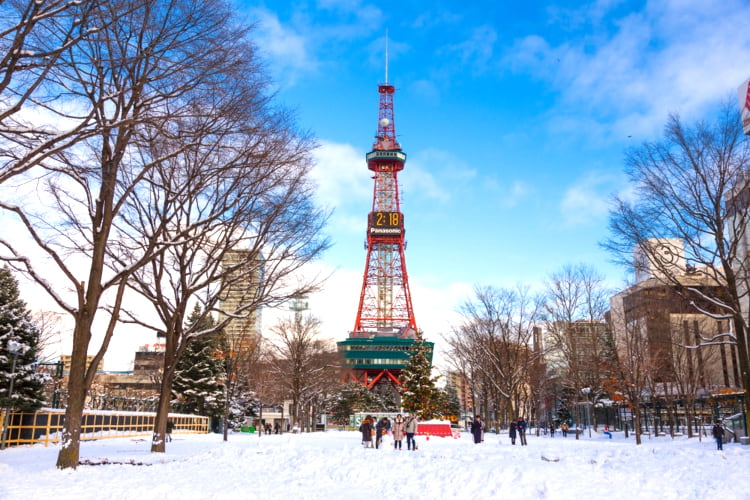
<box><xmin>369</xmin><ymin>211</ymin><xmax>403</xmax><ymax>236</ymax></box>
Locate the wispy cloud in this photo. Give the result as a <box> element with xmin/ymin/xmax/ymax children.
<box><xmin>443</xmin><ymin>25</ymin><xmax>498</xmax><ymax>74</ymax></box>
<box><xmin>244</xmin><ymin>2</ymin><xmax>387</xmax><ymax>87</ymax></box>
<box><xmin>560</xmin><ymin>170</ymin><xmax>627</xmax><ymax>227</ymax></box>
<box><xmin>317</xmin><ymin>0</ymin><xmax>382</xmax><ymax>22</ymax></box>
<box><xmin>401</xmin><ymin>169</ymin><xmax>450</xmax><ymax>205</ymax></box>
<box><xmin>409</xmin><ymin>79</ymin><xmax>441</xmax><ymax>105</ymax></box>
<box><xmin>504</xmin><ymin>1</ymin><xmax>750</xmax><ymax>139</ymax></box>
<box><xmin>246</xmin><ymin>8</ymin><xmax>317</xmax><ymax>86</ymax></box>
<box><xmin>503</xmin><ymin>180</ymin><xmax>534</xmax><ymax>208</ymax></box>
<box><xmin>406</xmin><ymin>148</ymin><xmax>478</xmax><ymax>204</ymax></box>
<box><xmin>310</xmin><ymin>140</ymin><xmax>371</xmax><ymax>233</ymax></box>
<box><xmin>477</xmin><ymin>175</ymin><xmax>534</xmax><ymax>208</ymax></box>
<box><xmin>412</xmin><ymin>9</ymin><xmax>463</xmax><ymax>30</ymax></box>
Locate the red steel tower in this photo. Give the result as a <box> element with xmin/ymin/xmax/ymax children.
<box><xmin>337</xmin><ymin>73</ymin><xmax>430</xmax><ymax>391</ymax></box>
<box><xmin>354</xmin><ymin>80</ymin><xmax>416</xmax><ymax>338</ymax></box>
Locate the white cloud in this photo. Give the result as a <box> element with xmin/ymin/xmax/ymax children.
<box><xmin>475</xmin><ymin>175</ymin><xmax>534</xmax><ymax>208</ymax></box>
<box><xmin>411</xmin><ymin>279</ymin><xmax>473</xmax><ymax>371</ymax></box>
<box><xmin>316</xmin><ymin>0</ymin><xmax>381</xmax><ymax>22</ymax></box>
<box><xmin>246</xmin><ymin>8</ymin><xmax>317</xmax><ymax>85</ymax></box>
<box><xmin>401</xmin><ymin>165</ymin><xmax>450</xmax><ymax>204</ymax></box>
<box><xmin>245</xmin><ymin>1</ymin><xmax>386</xmax><ymax>85</ymax></box>
<box><xmin>412</xmin><ymin>9</ymin><xmax>462</xmax><ymax>30</ymax></box>
<box><xmin>504</xmin><ymin>180</ymin><xmax>533</xmax><ymax>208</ymax></box>
<box><xmin>258</xmin><ymin>262</ymin><xmax>360</xmax><ymax>342</ymax></box>
<box><xmin>310</xmin><ymin>140</ymin><xmax>372</xmax><ymax>233</ymax></box>
<box><xmin>405</xmin><ymin>148</ymin><xmax>477</xmax><ymax>203</ymax></box>
<box><xmin>560</xmin><ymin>170</ymin><xmax>626</xmax><ymax>227</ymax></box>
<box><xmin>505</xmin><ymin>1</ymin><xmax>750</xmax><ymax>139</ymax></box>
<box><xmin>443</xmin><ymin>25</ymin><xmax>498</xmax><ymax>72</ymax></box>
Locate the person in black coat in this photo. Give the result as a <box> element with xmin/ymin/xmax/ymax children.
<box><xmin>509</xmin><ymin>420</ymin><xmax>517</xmax><ymax>445</ymax></box>
<box><xmin>166</xmin><ymin>419</ymin><xmax>175</xmax><ymax>442</ymax></box>
<box><xmin>359</xmin><ymin>416</ymin><xmax>374</xmax><ymax>448</ymax></box>
<box><xmin>470</xmin><ymin>416</ymin><xmax>484</xmax><ymax>444</ymax></box>
<box><xmin>712</xmin><ymin>420</ymin><xmax>724</xmax><ymax>450</ymax></box>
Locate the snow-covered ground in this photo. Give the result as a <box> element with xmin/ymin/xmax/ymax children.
<box><xmin>1</xmin><ymin>428</ymin><xmax>747</xmax><ymax>499</ymax></box>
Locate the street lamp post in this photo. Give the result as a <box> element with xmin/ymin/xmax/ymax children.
<box><xmin>582</xmin><ymin>387</ymin><xmax>592</xmax><ymax>438</ymax></box>
<box><xmin>1</xmin><ymin>340</ymin><xmax>26</xmax><ymax>450</ymax></box>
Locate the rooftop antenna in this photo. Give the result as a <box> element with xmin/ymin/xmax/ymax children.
<box><xmin>384</xmin><ymin>29</ymin><xmax>389</xmax><ymax>84</ymax></box>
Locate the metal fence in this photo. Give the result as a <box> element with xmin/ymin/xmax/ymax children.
<box><xmin>0</xmin><ymin>408</ymin><xmax>209</xmax><ymax>448</ymax></box>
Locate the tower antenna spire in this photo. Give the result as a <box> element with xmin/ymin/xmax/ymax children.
<box><xmin>385</xmin><ymin>29</ymin><xmax>389</xmax><ymax>84</ymax></box>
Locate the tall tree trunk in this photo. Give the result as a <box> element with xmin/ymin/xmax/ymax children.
<box><xmin>732</xmin><ymin>315</ymin><xmax>750</xmax><ymax>435</ymax></box>
<box><xmin>633</xmin><ymin>399</ymin><xmax>642</xmax><ymax>445</ymax></box>
<box><xmin>55</xmin><ymin>318</ymin><xmax>93</xmax><ymax>469</ymax></box>
<box><xmin>151</xmin><ymin>350</ymin><xmax>177</xmax><ymax>453</ymax></box>
<box><xmin>151</xmin><ymin>381</ymin><xmax>172</xmax><ymax>453</ymax></box>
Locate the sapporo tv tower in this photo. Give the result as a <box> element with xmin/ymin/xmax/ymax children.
<box><xmin>337</xmin><ymin>43</ymin><xmax>433</xmax><ymax>395</ymax></box>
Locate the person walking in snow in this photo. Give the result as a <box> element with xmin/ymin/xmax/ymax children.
<box><xmin>509</xmin><ymin>419</ymin><xmax>517</xmax><ymax>445</ymax></box>
<box><xmin>470</xmin><ymin>415</ymin><xmax>484</xmax><ymax>444</ymax></box>
<box><xmin>712</xmin><ymin>420</ymin><xmax>725</xmax><ymax>450</ymax></box>
<box><xmin>517</xmin><ymin>417</ymin><xmax>527</xmax><ymax>446</ymax></box>
<box><xmin>405</xmin><ymin>412</ymin><xmax>418</xmax><ymax>450</ymax></box>
<box><xmin>166</xmin><ymin>419</ymin><xmax>175</xmax><ymax>442</ymax></box>
<box><xmin>392</xmin><ymin>414</ymin><xmax>405</xmax><ymax>450</ymax></box>
<box><xmin>375</xmin><ymin>417</ymin><xmax>390</xmax><ymax>449</ymax></box>
<box><xmin>561</xmin><ymin>422</ymin><xmax>569</xmax><ymax>438</ymax></box>
<box><xmin>359</xmin><ymin>415</ymin><xmax>374</xmax><ymax>448</ymax></box>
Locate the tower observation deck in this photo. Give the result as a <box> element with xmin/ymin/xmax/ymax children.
<box><xmin>337</xmin><ymin>76</ymin><xmax>433</xmax><ymax>392</ymax></box>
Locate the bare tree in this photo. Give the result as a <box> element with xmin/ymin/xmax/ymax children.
<box><xmin>0</xmin><ymin>0</ymin><xmax>97</xmax><ymax>185</ymax></box>
<box><xmin>441</xmin><ymin>341</ymin><xmax>474</xmax><ymax>420</ymax></box>
<box><xmin>444</xmin><ymin>285</ymin><xmax>542</xmax><ymax>430</ymax></box>
<box><xmin>222</xmin><ymin>330</ymin><xmax>266</xmax><ymax>437</ymax></box>
<box><xmin>607</xmin><ymin>296</ymin><xmax>661</xmax><ymax>445</ymax></box>
<box><xmin>114</xmin><ymin>38</ymin><xmax>328</xmax><ymax>450</ymax></box>
<box><xmin>604</xmin><ymin>103</ymin><xmax>750</xmax><ymax>432</ymax></box>
<box><xmin>542</xmin><ymin>264</ymin><xmax>612</xmax><ymax>437</ymax></box>
<box><xmin>30</xmin><ymin>310</ymin><xmax>65</xmax><ymax>363</ymax></box>
<box><xmin>295</xmin><ymin>346</ymin><xmax>340</xmax><ymax>432</ymax></box>
<box><xmin>269</xmin><ymin>313</ymin><xmax>340</xmax><ymax>431</ymax></box>
<box><xmin>663</xmin><ymin>312</ymin><xmax>726</xmax><ymax>438</ymax></box>
<box><xmin>0</xmin><ymin>0</ymin><xmax>288</xmax><ymax>468</ymax></box>
<box><xmin>246</xmin><ymin>342</ymin><xmax>285</xmax><ymax>433</ymax></box>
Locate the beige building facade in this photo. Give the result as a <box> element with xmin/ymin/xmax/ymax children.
<box><xmin>610</xmin><ymin>239</ymin><xmax>741</xmax><ymax>392</ymax></box>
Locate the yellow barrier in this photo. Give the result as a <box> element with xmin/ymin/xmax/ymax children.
<box><xmin>0</xmin><ymin>408</ymin><xmax>209</xmax><ymax>447</ymax></box>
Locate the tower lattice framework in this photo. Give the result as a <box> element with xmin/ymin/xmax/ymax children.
<box><xmin>352</xmin><ymin>82</ymin><xmax>417</xmax><ymax>339</ymax></box>
<box><xmin>336</xmin><ymin>79</ymin><xmax>426</xmax><ymax>391</ymax></box>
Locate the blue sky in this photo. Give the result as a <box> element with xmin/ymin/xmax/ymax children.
<box><xmin>233</xmin><ymin>0</ymin><xmax>750</xmax><ymax>351</ymax></box>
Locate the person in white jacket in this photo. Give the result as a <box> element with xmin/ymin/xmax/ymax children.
<box><xmin>404</xmin><ymin>412</ymin><xmax>418</xmax><ymax>450</ymax></box>
<box><xmin>391</xmin><ymin>414</ymin><xmax>405</xmax><ymax>450</ymax></box>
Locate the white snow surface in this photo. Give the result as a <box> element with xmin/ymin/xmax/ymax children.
<box><xmin>1</xmin><ymin>428</ymin><xmax>747</xmax><ymax>499</ymax></box>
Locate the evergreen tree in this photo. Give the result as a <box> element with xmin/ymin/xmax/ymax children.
<box><xmin>435</xmin><ymin>385</ymin><xmax>462</xmax><ymax>421</ymax></box>
<box><xmin>330</xmin><ymin>383</ymin><xmax>395</xmax><ymax>424</ymax></box>
<box><xmin>0</xmin><ymin>267</ymin><xmax>46</xmax><ymax>411</ymax></box>
<box><xmin>171</xmin><ymin>304</ymin><xmax>226</xmax><ymax>418</ymax></box>
<box><xmin>400</xmin><ymin>333</ymin><xmax>441</xmax><ymax>419</ymax></box>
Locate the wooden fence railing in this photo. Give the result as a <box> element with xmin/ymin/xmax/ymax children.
<box><xmin>0</xmin><ymin>408</ymin><xmax>209</xmax><ymax>447</ymax></box>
